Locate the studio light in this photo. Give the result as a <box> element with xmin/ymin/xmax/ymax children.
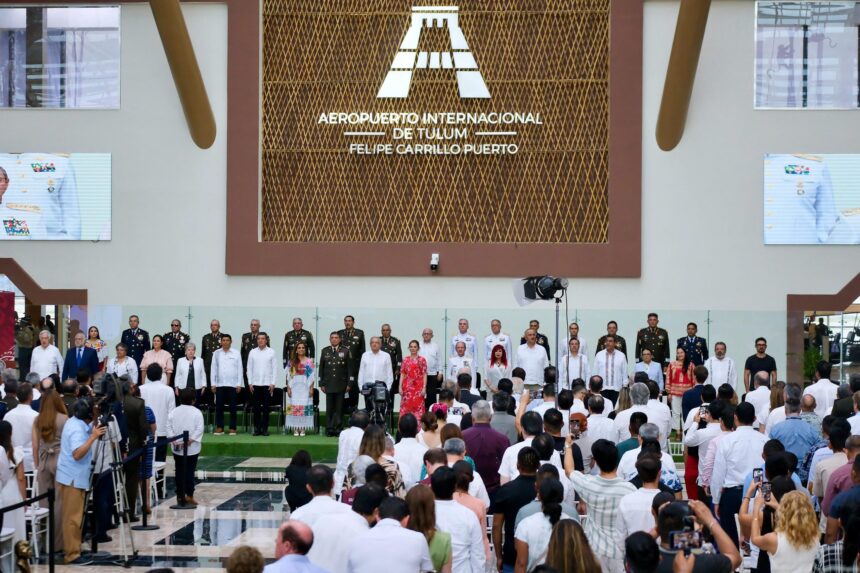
<box><xmin>522</xmin><ymin>275</ymin><xmax>569</xmax><ymax>302</ymax></box>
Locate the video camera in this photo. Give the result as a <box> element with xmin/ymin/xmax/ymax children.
<box><xmin>361</xmin><ymin>381</ymin><xmax>389</xmax><ymax>403</ymax></box>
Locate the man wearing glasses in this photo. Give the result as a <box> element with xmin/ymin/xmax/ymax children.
<box><xmin>164</xmin><ymin>319</ymin><xmax>190</xmax><ymax>369</ymax></box>
<box><xmin>743</xmin><ymin>337</ymin><xmax>777</xmax><ymax>393</ymax></box>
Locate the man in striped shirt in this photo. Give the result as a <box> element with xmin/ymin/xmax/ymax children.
<box><xmin>564</xmin><ymin>437</ymin><xmax>636</xmax><ymax>573</ymax></box>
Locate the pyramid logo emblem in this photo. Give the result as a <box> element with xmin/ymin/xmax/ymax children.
<box><xmin>377</xmin><ymin>6</ymin><xmax>490</xmax><ymax>99</ymax></box>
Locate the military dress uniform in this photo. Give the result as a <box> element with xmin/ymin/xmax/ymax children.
<box><xmin>121</xmin><ymin>328</ymin><xmax>151</xmax><ymax>368</ymax></box>
<box><xmin>635</xmin><ymin>327</ymin><xmax>670</xmax><ymax>365</ymax></box>
<box><xmin>380</xmin><ymin>335</ymin><xmax>402</xmax><ymax>393</ymax></box>
<box><xmin>596</xmin><ymin>334</ymin><xmax>628</xmax><ymax>357</ymax></box>
<box><xmin>519</xmin><ymin>332</ymin><xmax>552</xmax><ymax>362</ymax></box>
<box><xmin>283</xmin><ymin>329</ymin><xmax>315</xmax><ymax>365</ymax></box>
<box><xmin>0</xmin><ymin>153</ymin><xmax>80</xmax><ymax>240</ymax></box>
<box><xmin>15</xmin><ymin>319</ymin><xmax>38</xmax><ymax>377</ymax></box>
<box><xmin>678</xmin><ymin>336</ymin><xmax>708</xmax><ymax>367</ymax></box>
<box><xmin>337</xmin><ymin>328</ymin><xmax>366</xmax><ymax>411</ymax></box>
<box><xmin>318</xmin><ymin>344</ymin><xmax>354</xmax><ymax>435</ymax></box>
<box><xmin>163</xmin><ymin>330</ymin><xmax>189</xmax><ymax>368</ymax></box>
<box><xmin>451</xmin><ymin>332</ymin><xmax>479</xmax><ymax>365</ymax></box>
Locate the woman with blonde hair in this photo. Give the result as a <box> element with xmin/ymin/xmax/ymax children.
<box><xmin>343</xmin><ymin>425</ymin><xmax>406</xmax><ymax>497</ymax></box>
<box><xmin>615</xmin><ymin>385</ymin><xmax>632</xmax><ymax>414</ymax></box>
<box><xmin>406</xmin><ymin>484</ymin><xmax>452</xmax><ymax>573</ymax></box>
<box><xmin>751</xmin><ymin>490</ymin><xmax>820</xmax><ymax>573</ymax></box>
<box><xmin>32</xmin><ymin>390</ymin><xmax>68</xmax><ymax>547</ymax></box>
<box><xmin>545</xmin><ymin>519</ymin><xmax>600</xmax><ymax>573</ymax></box>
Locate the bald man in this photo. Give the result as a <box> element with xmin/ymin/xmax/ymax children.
<box><xmin>265</xmin><ymin>520</ymin><xmax>327</xmax><ymax>573</ymax></box>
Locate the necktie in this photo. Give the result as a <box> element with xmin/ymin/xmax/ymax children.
<box><xmin>187</xmin><ymin>359</ymin><xmax>196</xmax><ymax>390</ymax></box>
<box><xmin>77</xmin><ymin>348</ymin><xmax>82</xmax><ymax>365</ymax></box>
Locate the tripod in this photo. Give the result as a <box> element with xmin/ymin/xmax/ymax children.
<box><xmin>84</xmin><ymin>417</ymin><xmax>137</xmax><ymax>564</ymax></box>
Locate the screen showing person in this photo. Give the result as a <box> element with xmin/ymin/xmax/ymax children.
<box><xmin>763</xmin><ymin>154</ymin><xmax>860</xmax><ymax>245</ymax></box>
<box><xmin>0</xmin><ymin>153</ymin><xmax>111</xmax><ymax>240</ymax></box>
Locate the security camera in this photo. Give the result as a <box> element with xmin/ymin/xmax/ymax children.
<box><xmin>430</xmin><ymin>253</ymin><xmax>440</xmax><ymax>271</ymax></box>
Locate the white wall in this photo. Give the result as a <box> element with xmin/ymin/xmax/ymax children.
<box><xmin>3</xmin><ymin>2</ymin><xmax>860</xmax><ymax>379</ymax></box>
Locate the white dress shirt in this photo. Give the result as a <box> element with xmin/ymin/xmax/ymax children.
<box><xmin>292</xmin><ymin>494</ymin><xmax>352</xmax><ymax>527</ymax></box>
<box><xmin>174</xmin><ymin>356</ymin><xmax>206</xmax><ymax>390</ymax></box>
<box><xmin>764</xmin><ymin>406</ymin><xmax>787</xmax><ymax>437</ymax></box>
<box><xmin>451</xmin><ymin>332</ymin><xmax>479</xmax><ymax>365</ymax></box>
<box><xmin>704</xmin><ymin>356</ymin><xmax>737</xmax><ymax>388</ymax></box>
<box><xmin>106</xmin><ymin>356</ymin><xmax>139</xmax><ymax>384</ymax></box>
<box><xmin>684</xmin><ymin>422</ymin><xmax>724</xmax><ymax>480</ymax></box>
<box><xmin>592</xmin><ymin>349</ymin><xmax>629</xmax><ymax>391</ymax></box>
<box><xmin>617</xmin><ymin>448</ymin><xmax>678</xmax><ymax>481</ymax></box>
<box><xmin>435</xmin><ymin>499</ymin><xmax>486</xmax><ymax>573</ymax></box>
<box><xmin>448</xmin><ymin>354</ymin><xmax>478</xmax><ymax>392</ymax></box>
<box><xmin>31</xmin><ymin>344</ymin><xmax>63</xmax><ymax>380</ymax></box>
<box><xmin>745</xmin><ymin>386</ymin><xmax>772</xmax><ymax>428</ymax></box>
<box><xmin>211</xmin><ymin>348</ymin><xmax>243</xmax><ymax>388</ymax></box>
<box><xmin>419</xmin><ymin>341</ymin><xmax>442</xmax><ymax>375</ymax></box>
<box><xmin>166</xmin><ymin>404</ymin><xmax>205</xmax><ymax>455</ymax></box>
<box><xmin>803</xmin><ymin>379</ymin><xmax>839</xmax><ymax>419</ymax></box>
<box><xmin>634</xmin><ymin>360</ymin><xmax>664</xmax><ymax>390</ymax></box>
<box><xmin>515</xmin><ymin>513</ymin><xmax>573</xmax><ymax>572</ymax></box>
<box><xmin>586</xmin><ymin>413</ymin><xmax>616</xmax><ymax>444</ymax></box>
<box><xmin>347</xmin><ymin>518</ymin><xmax>433</xmax><ymax>573</ymax></box>
<box><xmin>485</xmin><ymin>332</ymin><xmax>513</xmax><ymax>366</ymax></box>
<box><xmin>499</xmin><ymin>438</ymin><xmax>563</xmax><ymax>482</ymax></box>
<box><xmin>5</xmin><ymin>404</ymin><xmax>38</xmax><ymax>472</ymax></box>
<box><xmin>646</xmin><ymin>399</ymin><xmax>673</xmax><ymax>452</ymax></box>
<box><xmin>515</xmin><ymin>343</ymin><xmax>549</xmax><ymax>387</ymax></box>
<box><xmin>335</xmin><ymin>427</ymin><xmax>365</xmax><ymax>493</ymax></box>
<box><xmin>357</xmin><ymin>350</ymin><xmax>394</xmax><ymax>389</ymax></box>
<box><xmin>558</xmin><ymin>354</ymin><xmax>589</xmax><ymax>390</ymax></box>
<box><xmin>247</xmin><ymin>346</ymin><xmax>280</xmax><ymax>386</ymax></box>
<box><xmin>310</xmin><ymin>511</ymin><xmax>369</xmax><ymax>573</ymax></box>
<box><xmin>394</xmin><ymin>437</ymin><xmax>428</xmax><ymax>485</ymax></box>
<box><xmin>612</xmin><ymin>405</ymin><xmax>649</xmax><ymax>443</ymax></box>
<box><xmin>615</xmin><ymin>488</ymin><xmax>660</xmax><ymax>540</ymax></box>
<box><xmin>849</xmin><ymin>413</ymin><xmax>860</xmax><ymax>436</ymax></box>
<box><xmin>139</xmin><ymin>378</ymin><xmax>176</xmax><ymax>437</ymax></box>
<box><xmin>710</xmin><ymin>426</ymin><xmax>769</xmax><ymax>503</ymax></box>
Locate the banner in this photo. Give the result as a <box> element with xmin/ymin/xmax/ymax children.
<box><xmin>0</xmin><ymin>291</ymin><xmax>14</xmax><ymax>368</ymax></box>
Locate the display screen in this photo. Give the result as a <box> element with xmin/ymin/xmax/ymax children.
<box><xmin>764</xmin><ymin>154</ymin><xmax>860</xmax><ymax>244</ymax></box>
<box><xmin>0</xmin><ymin>153</ymin><xmax>111</xmax><ymax>241</ymax></box>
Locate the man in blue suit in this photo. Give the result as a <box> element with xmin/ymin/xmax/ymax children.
<box><xmin>62</xmin><ymin>331</ymin><xmax>100</xmax><ymax>381</ymax></box>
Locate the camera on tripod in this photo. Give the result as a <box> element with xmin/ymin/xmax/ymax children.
<box><xmin>361</xmin><ymin>381</ymin><xmax>389</xmax><ymax>403</ymax></box>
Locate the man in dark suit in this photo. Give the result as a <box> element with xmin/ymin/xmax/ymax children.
<box><xmin>832</xmin><ymin>373</ymin><xmax>860</xmax><ymax>418</ymax></box>
<box><xmin>119</xmin><ymin>375</ymin><xmax>148</xmax><ymax>521</ymax></box>
<box><xmin>62</xmin><ymin>331</ymin><xmax>100</xmax><ymax>381</ymax></box>
<box><xmin>681</xmin><ymin>366</ymin><xmax>710</xmax><ymax>421</ymax></box>
<box><xmin>337</xmin><ymin>315</ymin><xmax>365</xmax><ymax>414</ymax></box>
<box><xmin>318</xmin><ymin>332</ymin><xmax>354</xmax><ymax>436</ymax></box>
<box><xmin>456</xmin><ymin>373</ymin><xmax>480</xmax><ymax>408</ymax></box>
<box><xmin>120</xmin><ymin>314</ymin><xmax>151</xmax><ymax>366</ymax></box>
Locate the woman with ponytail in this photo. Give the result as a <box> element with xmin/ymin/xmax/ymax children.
<box><xmin>813</xmin><ymin>499</ymin><xmax>860</xmax><ymax>572</ymax></box>
<box><xmin>514</xmin><ymin>477</ymin><xmax>568</xmax><ymax>572</ymax></box>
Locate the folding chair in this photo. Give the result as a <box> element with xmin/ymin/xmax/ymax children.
<box><xmin>24</xmin><ymin>472</ymin><xmax>50</xmax><ymax>559</ymax></box>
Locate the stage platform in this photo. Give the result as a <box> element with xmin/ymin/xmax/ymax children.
<box><xmin>199</xmin><ymin>432</ymin><xmax>339</xmax><ymax>461</ymax></box>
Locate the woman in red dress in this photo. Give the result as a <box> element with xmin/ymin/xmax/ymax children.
<box><xmin>399</xmin><ymin>340</ymin><xmax>427</xmax><ymax>421</ymax></box>
<box><xmin>666</xmin><ymin>346</ymin><xmax>695</xmax><ymax>432</ymax></box>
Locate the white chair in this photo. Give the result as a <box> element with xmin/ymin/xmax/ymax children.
<box><xmin>151</xmin><ymin>461</ymin><xmax>167</xmax><ymax>504</ymax></box>
<box><xmin>24</xmin><ymin>471</ymin><xmax>50</xmax><ymax>559</ymax></box>
<box><xmin>0</xmin><ymin>527</ymin><xmax>15</xmax><ymax>573</ymax></box>
<box><xmin>485</xmin><ymin>513</ymin><xmax>493</xmax><ymax>543</ymax></box>
<box><xmin>668</xmin><ymin>441</ymin><xmax>684</xmax><ymax>457</ymax></box>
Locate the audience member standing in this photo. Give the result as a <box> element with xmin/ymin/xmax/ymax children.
<box><xmin>433</xmin><ymin>466</ymin><xmax>486</xmax><ymax>573</ymax></box>
<box><xmin>751</xmin><ymin>491</ymin><xmax>820</xmax><ymax>573</ymax></box>
<box><xmin>62</xmin><ymin>331</ymin><xmax>100</xmax><ymax>382</ymax></box>
<box><xmin>406</xmin><ymin>484</ymin><xmax>453</xmax><ymax>573</ymax></box>
<box><xmin>139</xmin><ymin>363</ymin><xmax>176</xmax><ymax>462</ymax></box>
<box><xmin>665</xmin><ymin>347</ymin><xmax>695</xmax><ymax>434</ymax></box>
<box><xmin>655</xmin><ymin>500</ymin><xmax>741</xmax><ymax>572</ymax></box>
<box><xmin>491</xmin><ymin>447</ymin><xmax>541</xmax><ymax>572</ymax></box>
<box><xmin>516</xmin><ymin>330</ymin><xmax>550</xmax><ymax>393</ymax></box>
<box><xmin>616</xmin><ymin>455</ymin><xmax>663</xmax><ymax>539</ymax></box>
<box><xmin>804</xmin><ymin>361</ymin><xmax>839</xmax><ymax>419</ymax></box>
<box><xmin>310</xmin><ymin>484</ymin><xmax>384</xmax><ymax>572</ymax></box>
<box><xmin>32</xmin><ymin>389</ymin><xmax>67</xmax><ymax>547</ymax></box>
<box><xmin>545</xmin><ymin>519</ymin><xmax>601</xmax><ymax>573</ymax></box>
<box><xmin>514</xmin><ymin>477</ymin><xmax>568</xmax><ymax>571</ymax></box>
<box><xmin>6</xmin><ymin>382</ymin><xmax>38</xmax><ymax>472</ymax></box>
<box><xmin>771</xmin><ymin>383</ymin><xmax>821</xmax><ymax>464</ymax></box>
<box><xmin>263</xmin><ymin>520</ymin><xmax>326</xmax><ymax>573</ymax></box>
<box><xmin>292</xmin><ymin>465</ymin><xmax>352</xmax><ymax>526</ymax></box>
<box><xmin>592</xmin><ymin>335</ymin><xmax>628</xmax><ymax>405</ymax></box>
<box><xmin>746</xmin><ymin>371</ymin><xmax>774</xmax><ymax>429</ymax></box>
<box><xmin>31</xmin><ymin>330</ymin><xmax>63</xmax><ymax>382</ymax></box>
<box><xmin>167</xmin><ymin>388</ymin><xmax>205</xmax><ymax>506</ymax></box>
<box><xmin>347</xmin><ymin>496</ymin><xmax>433</xmax><ymax>573</ymax></box>
<box><xmin>462</xmin><ymin>400</ymin><xmax>509</xmax><ymax>495</ymax></box>
<box><xmin>334</xmin><ymin>411</ymin><xmax>369</xmax><ymax>493</ymax></box>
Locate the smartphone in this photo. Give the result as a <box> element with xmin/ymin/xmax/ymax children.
<box><xmin>698</xmin><ymin>405</ymin><xmax>707</xmax><ymax>417</ymax></box>
<box><xmin>669</xmin><ymin>530</ymin><xmax>702</xmax><ymax>556</ymax></box>
<box><xmin>451</xmin><ymin>407</ymin><xmax>463</xmax><ymax>416</ymax></box>
<box><xmin>570</xmin><ymin>420</ymin><xmax>581</xmax><ymax>439</ymax></box>
<box><xmin>531</xmin><ymin>390</ymin><xmax>543</xmax><ymax>401</ymax></box>
<box><xmin>753</xmin><ymin>468</ymin><xmax>763</xmax><ymax>484</ymax></box>
<box><xmin>761</xmin><ymin>481</ymin><xmax>772</xmax><ymax>502</ymax></box>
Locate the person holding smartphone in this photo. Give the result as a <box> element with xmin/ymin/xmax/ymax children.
<box><xmin>655</xmin><ymin>500</ymin><xmax>741</xmax><ymax>572</ymax></box>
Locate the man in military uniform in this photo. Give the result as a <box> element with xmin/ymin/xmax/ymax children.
<box><xmin>764</xmin><ymin>154</ymin><xmax>860</xmax><ymax>245</ymax></box>
<box><xmin>283</xmin><ymin>317</ymin><xmax>315</xmax><ymax>365</ymax></box>
<box><xmin>677</xmin><ymin>322</ymin><xmax>708</xmax><ymax>367</ymax></box>
<box><xmin>318</xmin><ymin>332</ymin><xmax>354</xmax><ymax>436</ymax></box>
<box><xmin>379</xmin><ymin>324</ymin><xmax>402</xmax><ymax>411</ymax></box>
<box><xmin>519</xmin><ymin>319</ymin><xmax>552</xmax><ymax>362</ymax></box>
<box><xmin>120</xmin><ymin>315</ymin><xmax>150</xmax><ymax>366</ymax></box>
<box><xmin>201</xmin><ymin>319</ymin><xmax>223</xmax><ymax>406</ymax></box>
<box><xmin>596</xmin><ymin>320</ymin><xmax>628</xmax><ymax>357</ymax></box>
<box><xmin>163</xmin><ymin>318</ymin><xmax>190</xmax><ymax>369</ymax></box>
<box><xmin>15</xmin><ymin>315</ymin><xmax>38</xmax><ymax>377</ymax></box>
<box><xmin>241</xmin><ymin>319</ymin><xmax>269</xmax><ymax>383</ymax></box>
<box><xmin>634</xmin><ymin>313</ymin><xmax>670</xmax><ymax>366</ymax></box>
<box><xmin>0</xmin><ymin>153</ymin><xmax>80</xmax><ymax>240</ymax></box>
<box><xmin>337</xmin><ymin>315</ymin><xmax>365</xmax><ymax>413</ymax></box>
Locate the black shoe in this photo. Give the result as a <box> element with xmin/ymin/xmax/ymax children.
<box><xmin>129</xmin><ymin>514</ymin><xmax>140</xmax><ymax>523</ymax></box>
<box><xmin>262</xmin><ymin>430</ymin><xmax>269</xmax><ymax>436</ymax></box>
<box><xmin>93</xmin><ymin>535</ymin><xmax>113</xmax><ymax>543</ymax></box>
<box><xmin>252</xmin><ymin>430</ymin><xmax>259</xmax><ymax>436</ymax></box>
<box><xmin>67</xmin><ymin>556</ymin><xmax>94</xmax><ymax>565</ymax></box>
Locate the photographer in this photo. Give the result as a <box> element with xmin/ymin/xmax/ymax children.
<box><xmin>91</xmin><ymin>378</ymin><xmax>126</xmax><ymax>544</ymax></box>
<box><xmin>655</xmin><ymin>500</ymin><xmax>740</xmax><ymax>572</ymax></box>
<box><xmin>56</xmin><ymin>398</ymin><xmax>107</xmax><ymax>565</ymax></box>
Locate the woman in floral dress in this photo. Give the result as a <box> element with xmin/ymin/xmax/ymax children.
<box><xmin>286</xmin><ymin>342</ymin><xmax>315</xmax><ymax>436</ymax></box>
<box><xmin>85</xmin><ymin>325</ymin><xmax>108</xmax><ymax>371</ymax></box>
<box><xmin>399</xmin><ymin>340</ymin><xmax>427</xmax><ymax>421</ymax></box>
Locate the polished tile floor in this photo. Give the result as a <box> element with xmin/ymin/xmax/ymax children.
<box><xmin>31</xmin><ymin>458</ymin><xmax>290</xmax><ymax>572</ymax></box>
